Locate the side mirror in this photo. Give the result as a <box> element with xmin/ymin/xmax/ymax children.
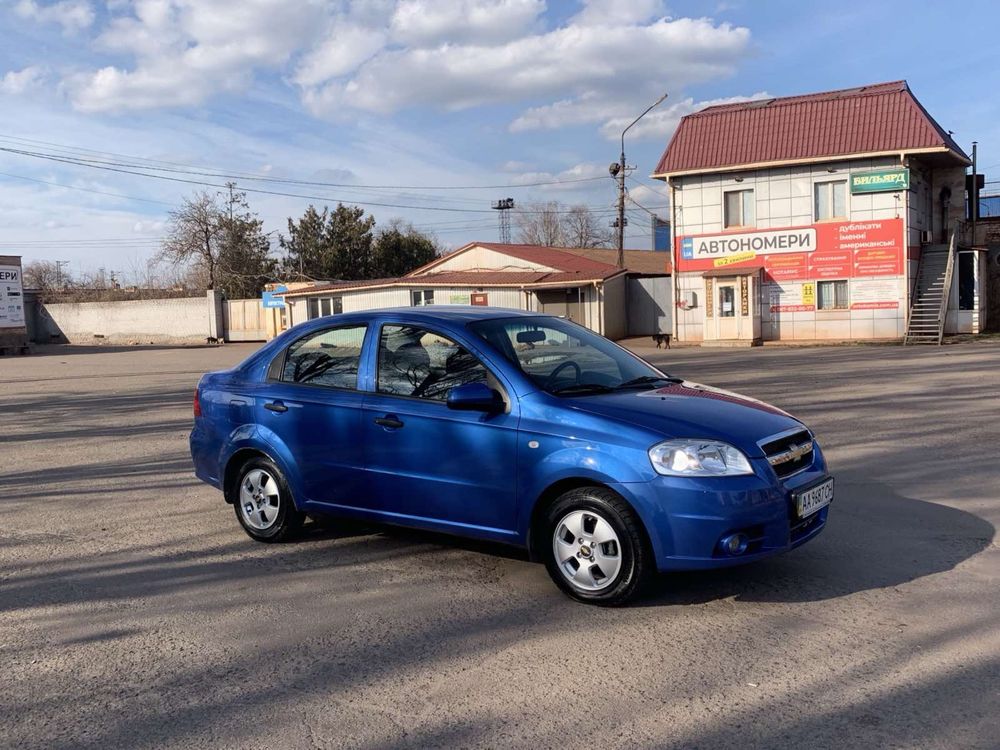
<box><xmin>447</xmin><ymin>382</ymin><xmax>503</xmax><ymax>412</ymax></box>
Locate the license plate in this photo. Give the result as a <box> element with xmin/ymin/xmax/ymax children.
<box><xmin>795</xmin><ymin>478</ymin><xmax>834</xmax><ymax>518</ymax></box>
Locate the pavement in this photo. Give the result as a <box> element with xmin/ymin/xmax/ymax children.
<box><xmin>1</xmin><ymin>340</ymin><xmax>998</xmax><ymax>749</ymax></box>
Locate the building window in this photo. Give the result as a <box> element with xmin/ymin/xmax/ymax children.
<box><xmin>814</xmin><ymin>180</ymin><xmax>847</xmax><ymax>220</ymax></box>
<box><xmin>411</xmin><ymin>289</ymin><xmax>434</xmax><ymax>306</ymax></box>
<box><xmin>306</xmin><ymin>297</ymin><xmax>343</xmax><ymax>319</ymax></box>
<box><xmin>724</xmin><ymin>189</ymin><xmax>754</xmax><ymax>228</ymax></box>
<box><xmin>817</xmin><ymin>280</ymin><xmax>849</xmax><ymax>310</ymax></box>
<box><xmin>958</xmin><ymin>252</ymin><xmax>975</xmax><ymax>310</ymax></box>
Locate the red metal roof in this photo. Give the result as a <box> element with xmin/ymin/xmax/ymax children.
<box><xmin>654</xmin><ymin>81</ymin><xmax>969</xmax><ymax>175</ymax></box>
<box><xmin>409</xmin><ymin>243</ymin><xmax>671</xmax><ymax>276</ymax></box>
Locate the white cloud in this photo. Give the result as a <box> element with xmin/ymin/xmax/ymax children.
<box><xmin>598</xmin><ymin>92</ymin><xmax>770</xmax><ymax>141</ymax></box>
<box><xmin>50</xmin><ymin>0</ymin><xmax>754</xmax><ymax>142</ymax></box>
<box><xmin>14</xmin><ymin>0</ymin><xmax>94</xmax><ymax>34</ymax></box>
<box><xmin>67</xmin><ymin>0</ymin><xmax>329</xmax><ymax>112</ymax></box>
<box><xmin>0</xmin><ymin>66</ymin><xmax>49</xmax><ymax>95</ymax></box>
<box><xmin>301</xmin><ymin>15</ymin><xmax>752</xmax><ymax>134</ymax></box>
<box><xmin>569</xmin><ymin>0</ymin><xmax>665</xmax><ymax>26</ymax></box>
<box><xmin>389</xmin><ymin>0</ymin><xmax>544</xmax><ymax>47</ymax></box>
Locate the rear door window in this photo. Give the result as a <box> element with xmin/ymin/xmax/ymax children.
<box><xmin>280</xmin><ymin>325</ymin><xmax>367</xmax><ymax>389</ymax></box>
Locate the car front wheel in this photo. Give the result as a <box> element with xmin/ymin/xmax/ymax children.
<box><xmin>543</xmin><ymin>487</ymin><xmax>651</xmax><ymax>606</ymax></box>
<box><xmin>232</xmin><ymin>457</ymin><xmax>304</xmax><ymax>542</ymax></box>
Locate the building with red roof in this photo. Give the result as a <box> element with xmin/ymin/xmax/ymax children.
<box><xmin>278</xmin><ymin>242</ymin><xmax>672</xmax><ymax>339</ymax></box>
<box><xmin>653</xmin><ymin>80</ymin><xmax>983</xmax><ymax>344</ymax></box>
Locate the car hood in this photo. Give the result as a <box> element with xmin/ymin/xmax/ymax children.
<box><xmin>562</xmin><ymin>381</ymin><xmax>804</xmax><ymax>457</ymax></box>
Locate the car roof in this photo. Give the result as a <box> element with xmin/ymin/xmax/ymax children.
<box><xmin>338</xmin><ymin>305</ymin><xmax>547</xmax><ymax>323</ymax></box>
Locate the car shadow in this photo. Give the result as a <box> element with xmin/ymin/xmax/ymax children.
<box><xmin>640</xmin><ymin>477</ymin><xmax>994</xmax><ymax>606</ymax></box>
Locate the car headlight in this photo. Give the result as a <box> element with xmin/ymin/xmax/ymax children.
<box><xmin>648</xmin><ymin>439</ymin><xmax>754</xmax><ymax>477</ymax></box>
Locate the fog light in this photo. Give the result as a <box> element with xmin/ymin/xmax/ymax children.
<box><xmin>721</xmin><ymin>533</ymin><xmax>749</xmax><ymax>556</ymax></box>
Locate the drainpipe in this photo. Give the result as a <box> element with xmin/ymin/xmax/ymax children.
<box><xmin>595</xmin><ymin>281</ymin><xmax>604</xmax><ymax>335</ymax></box>
<box><xmin>670</xmin><ymin>180</ymin><xmax>680</xmax><ymax>342</ymax></box>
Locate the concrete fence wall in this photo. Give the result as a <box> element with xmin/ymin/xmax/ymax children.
<box><xmin>38</xmin><ymin>295</ymin><xmax>212</xmax><ymax>344</ymax></box>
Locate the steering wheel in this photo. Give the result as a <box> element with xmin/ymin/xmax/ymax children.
<box><xmin>543</xmin><ymin>360</ymin><xmax>581</xmax><ymax>390</ymax></box>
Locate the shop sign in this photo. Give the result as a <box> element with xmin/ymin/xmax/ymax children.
<box><xmin>261</xmin><ymin>285</ymin><xmax>288</xmax><ymax>309</ymax></box>
<box><xmin>0</xmin><ymin>264</ymin><xmax>25</xmax><ymax>329</ymax></box>
<box><xmin>676</xmin><ymin>219</ymin><xmax>904</xmax><ymax>282</ymax></box>
<box><xmin>850</xmin><ymin>168</ymin><xmax>909</xmax><ymax>194</ymax></box>
<box><xmin>471</xmin><ymin>292</ymin><xmax>488</xmax><ymax>306</ymax></box>
<box><xmin>682</xmin><ymin>228</ymin><xmax>816</xmax><ymax>261</ymax></box>
<box><xmin>801</xmin><ymin>283</ymin><xmax>815</xmax><ymax>307</ymax></box>
<box><xmin>449</xmin><ymin>293</ymin><xmax>471</xmax><ymax>304</ymax></box>
<box><xmin>849</xmin><ymin>279</ymin><xmax>900</xmax><ymax>310</ymax></box>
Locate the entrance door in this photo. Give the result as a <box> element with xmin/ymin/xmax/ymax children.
<box><xmin>716</xmin><ymin>281</ymin><xmax>739</xmax><ymax>339</ymax></box>
<box><xmin>536</xmin><ymin>288</ymin><xmax>585</xmax><ymax>325</ymax></box>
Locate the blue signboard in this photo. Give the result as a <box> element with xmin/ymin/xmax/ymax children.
<box><xmin>262</xmin><ymin>285</ymin><xmax>288</xmax><ymax>309</ymax></box>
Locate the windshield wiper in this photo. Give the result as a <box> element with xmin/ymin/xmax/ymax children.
<box><xmin>550</xmin><ymin>382</ymin><xmax>616</xmax><ymax>395</ymax></box>
<box><xmin>615</xmin><ymin>375</ymin><xmax>683</xmax><ymax>389</ymax></box>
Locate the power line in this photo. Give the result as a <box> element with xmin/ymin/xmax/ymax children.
<box><xmin>0</xmin><ymin>170</ymin><xmax>176</xmax><ymax>206</ymax></box>
<box><xmin>0</xmin><ymin>134</ymin><xmax>610</xmax><ymax>191</ymax></box>
<box><xmin>0</xmin><ymin>145</ymin><xmax>620</xmax><ymax>216</ymax></box>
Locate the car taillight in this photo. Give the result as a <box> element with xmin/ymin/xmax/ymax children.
<box><xmin>193</xmin><ymin>389</ymin><xmax>202</xmax><ymax>417</ymax></box>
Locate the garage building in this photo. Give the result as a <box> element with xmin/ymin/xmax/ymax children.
<box><xmin>280</xmin><ymin>242</ymin><xmax>671</xmax><ymax>340</ymax></box>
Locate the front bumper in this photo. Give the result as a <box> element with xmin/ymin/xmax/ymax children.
<box><xmin>619</xmin><ymin>450</ymin><xmax>831</xmax><ymax>572</ymax></box>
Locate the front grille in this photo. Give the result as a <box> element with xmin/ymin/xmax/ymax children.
<box><xmin>760</xmin><ymin>429</ymin><xmax>814</xmax><ymax>479</ymax></box>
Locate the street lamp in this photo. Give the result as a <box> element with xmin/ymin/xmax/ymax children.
<box><xmin>612</xmin><ymin>92</ymin><xmax>668</xmax><ymax>267</ymax></box>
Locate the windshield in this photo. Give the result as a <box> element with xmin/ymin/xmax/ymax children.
<box><xmin>469</xmin><ymin>316</ymin><xmax>669</xmax><ymax>395</ymax></box>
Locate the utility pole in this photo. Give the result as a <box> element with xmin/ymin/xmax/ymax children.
<box><xmin>492</xmin><ymin>197</ymin><xmax>515</xmax><ymax>244</ymax></box>
<box><xmin>612</xmin><ymin>92</ymin><xmax>669</xmax><ymax>267</ymax></box>
<box><xmin>55</xmin><ymin>260</ymin><xmax>70</xmax><ymax>289</ymax></box>
<box><xmin>971</xmin><ymin>141</ymin><xmax>978</xmax><ymax>245</ymax></box>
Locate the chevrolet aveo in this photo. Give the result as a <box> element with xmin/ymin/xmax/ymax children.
<box><xmin>190</xmin><ymin>307</ymin><xmax>833</xmax><ymax>605</ymax></box>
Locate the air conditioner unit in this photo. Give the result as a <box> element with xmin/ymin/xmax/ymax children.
<box><xmin>682</xmin><ymin>290</ymin><xmax>697</xmax><ymax>308</ymax></box>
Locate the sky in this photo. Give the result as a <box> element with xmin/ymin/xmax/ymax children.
<box><xmin>1</xmin><ymin>0</ymin><xmax>998</xmax><ymax>281</ymax></box>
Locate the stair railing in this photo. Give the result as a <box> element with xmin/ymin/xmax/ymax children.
<box><xmin>936</xmin><ymin>228</ymin><xmax>957</xmax><ymax>345</ymax></box>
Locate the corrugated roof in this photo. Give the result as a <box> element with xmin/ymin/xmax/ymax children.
<box><xmin>409</xmin><ymin>242</ymin><xmax>671</xmax><ymax>276</ymax></box>
<box><xmin>279</xmin><ymin>270</ymin><xmax>623</xmax><ymax>298</ymax></box>
<box><xmin>654</xmin><ymin>80</ymin><xmax>969</xmax><ymax>175</ymax></box>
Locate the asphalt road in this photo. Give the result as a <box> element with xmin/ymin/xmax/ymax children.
<box><xmin>1</xmin><ymin>340</ymin><xmax>998</xmax><ymax>749</ymax></box>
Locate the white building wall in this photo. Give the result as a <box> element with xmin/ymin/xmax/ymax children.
<box><xmin>417</xmin><ymin>245</ymin><xmax>557</xmax><ymax>274</ymax></box>
<box><xmin>671</xmin><ymin>156</ymin><xmax>911</xmax><ymax>341</ymax></box>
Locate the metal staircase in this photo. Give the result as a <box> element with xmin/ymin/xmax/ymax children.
<box><xmin>904</xmin><ymin>231</ymin><xmax>956</xmax><ymax>345</ymax></box>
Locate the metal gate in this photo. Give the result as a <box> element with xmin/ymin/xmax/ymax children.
<box><xmin>223</xmin><ymin>298</ymin><xmax>267</xmax><ymax>342</ymax></box>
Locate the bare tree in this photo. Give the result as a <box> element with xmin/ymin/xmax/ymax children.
<box><xmin>561</xmin><ymin>205</ymin><xmax>613</xmax><ymax>248</ymax></box>
<box><xmin>159</xmin><ymin>192</ymin><xmax>224</xmax><ymax>289</ymax></box>
<box><xmin>515</xmin><ymin>202</ymin><xmax>611</xmax><ymax>247</ymax></box>
<box><xmin>516</xmin><ymin>202</ymin><xmax>564</xmax><ymax>246</ymax></box>
<box><xmin>158</xmin><ymin>185</ymin><xmax>276</xmax><ymax>296</ymax></box>
<box><xmin>23</xmin><ymin>260</ymin><xmax>71</xmax><ymax>290</ymax></box>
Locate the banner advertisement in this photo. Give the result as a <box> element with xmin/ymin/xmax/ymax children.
<box><xmin>676</xmin><ymin>219</ymin><xmax>904</xmax><ymax>282</ymax></box>
<box><xmin>0</xmin><ymin>264</ymin><xmax>25</xmax><ymax>329</ymax></box>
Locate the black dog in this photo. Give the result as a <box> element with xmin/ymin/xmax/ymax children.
<box><xmin>652</xmin><ymin>333</ymin><xmax>671</xmax><ymax>349</ymax></box>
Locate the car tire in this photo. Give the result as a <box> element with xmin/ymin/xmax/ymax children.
<box><xmin>542</xmin><ymin>487</ymin><xmax>651</xmax><ymax>606</ymax></box>
<box><xmin>232</xmin><ymin>456</ymin><xmax>304</xmax><ymax>543</ymax></box>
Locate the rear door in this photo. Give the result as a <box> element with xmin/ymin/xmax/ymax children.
<box><xmin>360</xmin><ymin>322</ymin><xmax>519</xmax><ymax>535</ymax></box>
<box><xmin>255</xmin><ymin>323</ymin><xmax>369</xmax><ymax>507</ymax></box>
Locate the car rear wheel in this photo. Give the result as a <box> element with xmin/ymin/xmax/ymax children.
<box><xmin>543</xmin><ymin>487</ymin><xmax>651</xmax><ymax>606</ymax></box>
<box><xmin>232</xmin><ymin>457</ymin><xmax>303</xmax><ymax>542</ymax></box>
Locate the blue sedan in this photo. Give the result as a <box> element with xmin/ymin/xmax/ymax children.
<box><xmin>190</xmin><ymin>307</ymin><xmax>832</xmax><ymax>605</ymax></box>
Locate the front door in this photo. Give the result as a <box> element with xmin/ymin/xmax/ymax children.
<box><xmin>716</xmin><ymin>281</ymin><xmax>739</xmax><ymax>339</ymax></box>
<box><xmin>361</xmin><ymin>323</ymin><xmax>519</xmax><ymax>535</ymax></box>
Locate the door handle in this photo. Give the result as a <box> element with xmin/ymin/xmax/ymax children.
<box><xmin>374</xmin><ymin>415</ymin><xmax>404</xmax><ymax>429</ymax></box>
<box><xmin>264</xmin><ymin>401</ymin><xmax>288</xmax><ymax>413</ymax></box>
